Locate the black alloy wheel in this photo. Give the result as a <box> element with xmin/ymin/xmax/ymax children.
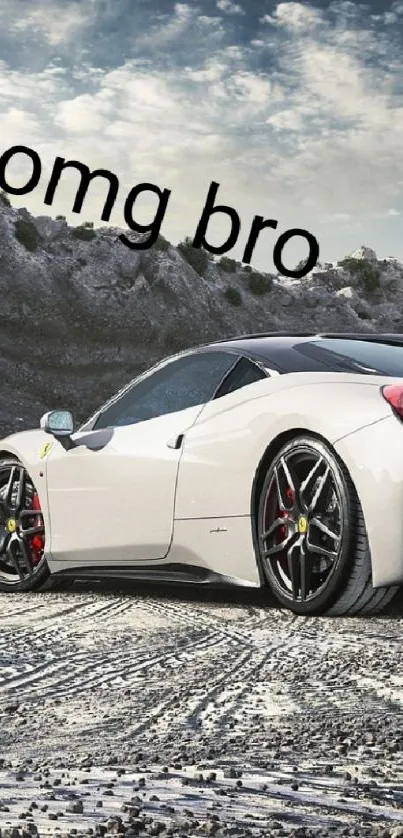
<box><xmin>257</xmin><ymin>435</ymin><xmax>398</xmax><ymax>616</ymax></box>
<box><xmin>0</xmin><ymin>459</ymin><xmax>50</xmax><ymax>592</ymax></box>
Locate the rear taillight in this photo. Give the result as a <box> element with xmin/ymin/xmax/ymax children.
<box><xmin>382</xmin><ymin>384</ymin><xmax>403</xmax><ymax>420</ymax></box>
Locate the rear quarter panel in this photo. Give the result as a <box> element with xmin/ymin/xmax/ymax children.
<box><xmin>334</xmin><ymin>415</ymin><xmax>403</xmax><ymax>587</ymax></box>
<box><xmin>174</xmin><ymin>373</ymin><xmax>394</xmax><ymax>520</ymax></box>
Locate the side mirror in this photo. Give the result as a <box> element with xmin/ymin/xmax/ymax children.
<box><xmin>40</xmin><ymin>410</ymin><xmax>76</xmax><ymax>450</ymax></box>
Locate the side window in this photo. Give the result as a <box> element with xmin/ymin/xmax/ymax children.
<box><xmin>214</xmin><ymin>357</ymin><xmax>267</xmax><ymax>399</ymax></box>
<box><xmin>94</xmin><ymin>351</ymin><xmax>237</xmax><ymax>429</ymax></box>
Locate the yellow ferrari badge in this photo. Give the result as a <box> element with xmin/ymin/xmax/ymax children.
<box><xmin>7</xmin><ymin>518</ymin><xmax>17</xmax><ymax>533</ymax></box>
<box><xmin>298</xmin><ymin>515</ymin><xmax>308</xmax><ymax>534</ymax></box>
<box><xmin>40</xmin><ymin>442</ymin><xmax>53</xmax><ymax>459</ymax></box>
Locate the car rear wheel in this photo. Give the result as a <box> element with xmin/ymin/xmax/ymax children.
<box><xmin>0</xmin><ymin>458</ymin><xmax>50</xmax><ymax>592</ymax></box>
<box><xmin>257</xmin><ymin>435</ymin><xmax>399</xmax><ymax>616</ymax></box>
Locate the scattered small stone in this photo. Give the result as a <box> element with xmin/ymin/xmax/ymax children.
<box><xmin>66</xmin><ymin>801</ymin><xmax>84</xmax><ymax>814</ymax></box>
<box><xmin>205</xmin><ymin>821</ymin><xmax>220</xmax><ymax>836</ymax></box>
<box><xmin>3</xmin><ymin>829</ymin><xmax>23</xmax><ymax>838</ymax></box>
<box><xmin>22</xmin><ymin>825</ymin><xmax>38</xmax><ymax>837</ymax></box>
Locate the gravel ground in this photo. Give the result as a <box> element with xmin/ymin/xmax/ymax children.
<box><xmin>0</xmin><ymin>582</ymin><xmax>403</xmax><ymax>838</ymax></box>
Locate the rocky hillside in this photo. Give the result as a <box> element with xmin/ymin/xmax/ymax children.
<box><xmin>1</xmin><ymin>193</ymin><xmax>403</xmax><ymax>437</ymax></box>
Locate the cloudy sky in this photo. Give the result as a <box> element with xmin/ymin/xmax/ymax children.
<box><xmin>1</xmin><ymin>0</ymin><xmax>403</xmax><ymax>272</ymax></box>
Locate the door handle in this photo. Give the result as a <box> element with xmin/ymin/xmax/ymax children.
<box><xmin>166</xmin><ymin>433</ymin><xmax>184</xmax><ymax>450</ymax></box>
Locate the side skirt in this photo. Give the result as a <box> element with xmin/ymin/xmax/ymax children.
<box><xmin>49</xmin><ymin>562</ymin><xmax>260</xmax><ymax>589</ymax></box>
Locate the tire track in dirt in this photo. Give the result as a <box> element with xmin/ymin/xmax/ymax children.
<box><xmin>275</xmin><ymin>616</ymin><xmax>403</xmax><ymax>717</ymax></box>
<box><xmin>19</xmin><ymin>628</ymin><xmax>230</xmax><ymax>700</ymax></box>
<box><xmin>137</xmin><ymin>593</ymin><xmax>290</xmax><ymax>647</ymax></box>
<box><xmin>0</xmin><ymin>593</ymin><xmax>304</xmax><ymax>757</ymax></box>
<box><xmin>162</xmin><ymin>615</ymin><xmax>322</xmax><ymax>734</ymax></box>
<box><xmin>126</xmin><ymin>615</ymin><xmax>307</xmax><ymax>740</ymax></box>
<box><xmin>0</xmin><ymin>594</ymin><xmax>141</xmax><ymax>695</ymax></box>
<box><xmin>0</xmin><ymin>592</ymin><xmax>135</xmax><ymax>635</ymax></box>
<box><xmin>0</xmin><ymin>588</ymin><xmax>402</xmax><ymax>836</ymax></box>
<box><xmin>1</xmin><ymin>586</ymin><xmax>403</xmax><ymax>783</ymax></box>
<box><xmin>0</xmin><ymin>608</ymin><xmax>238</xmax><ymax>701</ymax></box>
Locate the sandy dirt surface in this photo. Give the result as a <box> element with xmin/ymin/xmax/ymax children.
<box><xmin>0</xmin><ymin>582</ymin><xmax>403</xmax><ymax>838</ymax></box>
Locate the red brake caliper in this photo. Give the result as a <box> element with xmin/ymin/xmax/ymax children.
<box><xmin>30</xmin><ymin>492</ymin><xmax>44</xmax><ymax>565</ymax></box>
<box><xmin>278</xmin><ymin>487</ymin><xmax>295</xmax><ymax>540</ymax></box>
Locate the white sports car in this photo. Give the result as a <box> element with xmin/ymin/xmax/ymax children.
<box><xmin>1</xmin><ymin>331</ymin><xmax>403</xmax><ymax>616</ymax></box>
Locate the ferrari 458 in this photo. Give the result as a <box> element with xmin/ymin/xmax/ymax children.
<box><xmin>1</xmin><ymin>331</ymin><xmax>403</xmax><ymax>616</ymax></box>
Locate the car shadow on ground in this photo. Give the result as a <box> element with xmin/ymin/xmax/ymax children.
<box><xmin>55</xmin><ymin>576</ymin><xmax>278</xmax><ymax>610</ymax></box>
<box><xmin>50</xmin><ymin>576</ymin><xmax>403</xmax><ymax>618</ymax></box>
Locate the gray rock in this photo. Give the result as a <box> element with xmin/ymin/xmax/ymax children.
<box><xmin>351</xmin><ymin>245</ymin><xmax>378</xmax><ymax>261</ymax></box>
<box><xmin>1</xmin><ymin>198</ymin><xmax>402</xmax><ymax>439</ymax></box>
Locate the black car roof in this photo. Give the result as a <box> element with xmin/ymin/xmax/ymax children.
<box><xmin>207</xmin><ymin>332</ymin><xmax>403</xmax><ymax>373</ymax></box>
<box><xmin>213</xmin><ymin>331</ymin><xmax>403</xmax><ymax>347</ymax></box>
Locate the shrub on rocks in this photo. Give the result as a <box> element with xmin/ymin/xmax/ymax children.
<box><xmin>0</xmin><ymin>190</ymin><xmax>11</xmax><ymax>207</ymax></box>
<box><xmin>218</xmin><ymin>256</ymin><xmax>237</xmax><ymax>273</ymax></box>
<box><xmin>248</xmin><ymin>271</ymin><xmax>273</xmax><ymax>295</ymax></box>
<box><xmin>339</xmin><ymin>257</ymin><xmax>380</xmax><ymax>294</ymax></box>
<box><xmin>72</xmin><ymin>224</ymin><xmax>96</xmax><ymax>242</ymax></box>
<box><xmin>177</xmin><ymin>237</ymin><xmax>209</xmax><ymax>276</ymax></box>
<box><xmin>224</xmin><ymin>286</ymin><xmax>242</xmax><ymax>306</ymax></box>
<box><xmin>14</xmin><ymin>219</ymin><xmax>40</xmax><ymax>252</ymax></box>
<box><xmin>153</xmin><ymin>234</ymin><xmax>170</xmax><ymax>252</ymax></box>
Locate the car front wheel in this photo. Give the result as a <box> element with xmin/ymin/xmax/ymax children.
<box><xmin>0</xmin><ymin>458</ymin><xmax>51</xmax><ymax>592</ymax></box>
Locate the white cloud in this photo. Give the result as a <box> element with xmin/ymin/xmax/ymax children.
<box><xmin>0</xmin><ymin>61</ymin><xmax>68</xmax><ymax>103</ymax></box>
<box><xmin>8</xmin><ymin>1</ymin><xmax>94</xmax><ymax>45</ymax></box>
<box><xmin>216</xmin><ymin>0</ymin><xmax>245</xmax><ymax>15</ymax></box>
<box><xmin>371</xmin><ymin>12</ymin><xmax>398</xmax><ymax>24</ymax></box>
<box><xmin>136</xmin><ymin>3</ymin><xmax>193</xmax><ymax>48</ymax></box>
<box><xmin>56</xmin><ymin>92</ymin><xmax>113</xmax><ymax>134</ymax></box>
<box><xmin>1</xmin><ymin>1</ymin><xmax>403</xmax><ymax>267</ymax></box>
<box><xmin>267</xmin><ymin>108</ymin><xmax>306</xmax><ymax>131</ymax></box>
<box><xmin>260</xmin><ymin>2</ymin><xmax>323</xmax><ymax>31</ymax></box>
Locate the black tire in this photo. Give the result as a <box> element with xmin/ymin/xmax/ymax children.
<box><xmin>256</xmin><ymin>435</ymin><xmax>399</xmax><ymax>617</ymax></box>
<box><xmin>0</xmin><ymin>458</ymin><xmax>50</xmax><ymax>593</ymax></box>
